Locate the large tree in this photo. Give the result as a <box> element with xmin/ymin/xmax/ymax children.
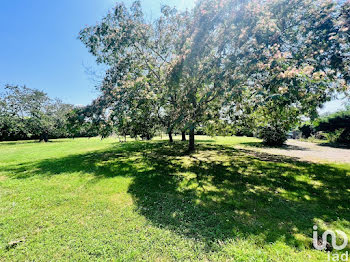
<box><xmin>80</xmin><ymin>0</ymin><xmax>349</xmax><ymax>150</ymax></box>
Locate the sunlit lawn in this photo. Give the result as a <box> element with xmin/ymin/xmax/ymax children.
<box><xmin>0</xmin><ymin>136</ymin><xmax>349</xmax><ymax>261</ymax></box>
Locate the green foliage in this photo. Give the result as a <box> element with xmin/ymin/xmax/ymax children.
<box><xmin>203</xmin><ymin>120</ymin><xmax>233</xmax><ymax>137</ymax></box>
<box><xmin>315</xmin><ymin>108</ymin><xmax>350</xmax><ymax>144</ymax></box>
<box><xmin>225</xmin><ymin>111</ymin><xmax>256</xmax><ymax>137</ymax></box>
<box><xmin>216</xmin><ymin>0</ymin><xmax>350</xmax><ymax>143</ymax></box>
<box><xmin>79</xmin><ymin>0</ymin><xmax>349</xmax><ymax>150</ymax></box>
<box><xmin>299</xmin><ymin>122</ymin><xmax>315</xmax><ymax>139</ymax></box>
<box><xmin>79</xmin><ymin>0</ymin><xmax>349</xmax><ymax>149</ymax></box>
<box><xmin>0</xmin><ymin>85</ymin><xmax>74</xmax><ymax>141</ymax></box>
<box><xmin>79</xmin><ymin>1</ymin><xmax>189</xmax><ymax>142</ymax></box>
<box><xmin>324</xmin><ymin>129</ymin><xmax>347</xmax><ymax>143</ymax></box>
<box><xmin>316</xmin><ymin>109</ymin><xmax>350</xmax><ymax>132</ymax></box>
<box><xmin>258</xmin><ymin>125</ymin><xmax>288</xmax><ymax>146</ymax></box>
<box><xmin>66</xmin><ymin>107</ymin><xmax>105</xmax><ymax>138</ymax></box>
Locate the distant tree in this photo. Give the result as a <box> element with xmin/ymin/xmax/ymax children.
<box><xmin>0</xmin><ymin>85</ymin><xmax>47</xmax><ymax>140</ymax></box>
<box><xmin>315</xmin><ymin>109</ymin><xmax>350</xmax><ymax>144</ymax></box>
<box><xmin>0</xmin><ymin>85</ymin><xmax>74</xmax><ymax>141</ymax></box>
<box><xmin>299</xmin><ymin>122</ymin><xmax>315</xmax><ymax>139</ymax></box>
<box><xmin>0</xmin><ymin>92</ymin><xmax>23</xmax><ymax>140</ymax></box>
<box><xmin>49</xmin><ymin>101</ymin><xmax>74</xmax><ymax>138</ymax></box>
<box><xmin>66</xmin><ymin>107</ymin><xmax>101</xmax><ymax>139</ymax></box>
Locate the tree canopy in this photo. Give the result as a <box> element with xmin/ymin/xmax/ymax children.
<box><xmin>79</xmin><ymin>0</ymin><xmax>349</xmax><ymax>150</ymax></box>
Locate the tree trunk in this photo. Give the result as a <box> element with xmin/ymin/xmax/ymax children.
<box><xmin>40</xmin><ymin>132</ymin><xmax>49</xmax><ymax>142</ymax></box>
<box><xmin>168</xmin><ymin>132</ymin><xmax>173</xmax><ymax>143</ymax></box>
<box><xmin>181</xmin><ymin>131</ymin><xmax>186</xmax><ymax>141</ymax></box>
<box><xmin>189</xmin><ymin>127</ymin><xmax>195</xmax><ymax>151</ymax></box>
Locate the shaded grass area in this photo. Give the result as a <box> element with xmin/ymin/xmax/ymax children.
<box><xmin>0</xmin><ymin>137</ymin><xmax>349</xmax><ymax>261</ymax></box>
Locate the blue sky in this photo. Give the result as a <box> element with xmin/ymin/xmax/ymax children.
<box><xmin>0</xmin><ymin>0</ymin><xmax>346</xmax><ymax>113</ymax></box>
<box><xmin>0</xmin><ymin>0</ymin><xmax>195</xmax><ymax>106</ymax></box>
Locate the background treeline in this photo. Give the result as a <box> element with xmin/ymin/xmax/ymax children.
<box><xmin>299</xmin><ymin>107</ymin><xmax>350</xmax><ymax>145</ymax></box>
<box><xmin>1</xmin><ymin>84</ymin><xmax>349</xmax><ymax>146</ymax></box>
<box><xmin>0</xmin><ymin>85</ymin><xmax>98</xmax><ymax>141</ymax></box>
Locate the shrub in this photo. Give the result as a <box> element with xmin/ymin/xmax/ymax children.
<box><xmin>258</xmin><ymin>125</ymin><xmax>288</xmax><ymax>146</ymax></box>
<box><xmin>325</xmin><ymin>129</ymin><xmax>350</xmax><ymax>144</ymax></box>
<box><xmin>313</xmin><ymin>131</ymin><xmax>328</xmax><ymax>140</ymax></box>
<box><xmin>315</xmin><ymin>108</ymin><xmax>350</xmax><ymax>145</ymax></box>
<box><xmin>299</xmin><ymin>123</ymin><xmax>314</xmax><ymax>138</ymax></box>
<box><xmin>235</xmin><ymin>128</ymin><xmax>254</xmax><ymax>137</ymax></box>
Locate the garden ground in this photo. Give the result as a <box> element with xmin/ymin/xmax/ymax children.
<box><xmin>0</xmin><ymin>136</ymin><xmax>349</xmax><ymax>261</ymax></box>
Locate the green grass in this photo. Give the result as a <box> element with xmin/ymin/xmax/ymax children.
<box><xmin>0</xmin><ymin>136</ymin><xmax>349</xmax><ymax>261</ymax></box>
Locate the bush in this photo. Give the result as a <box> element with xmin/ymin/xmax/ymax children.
<box><xmin>313</xmin><ymin>131</ymin><xmax>327</xmax><ymax>140</ymax></box>
<box><xmin>258</xmin><ymin>126</ymin><xmax>288</xmax><ymax>146</ymax></box>
<box><xmin>315</xmin><ymin>108</ymin><xmax>350</xmax><ymax>145</ymax></box>
<box><xmin>299</xmin><ymin>123</ymin><xmax>314</xmax><ymax>138</ymax></box>
<box><xmin>235</xmin><ymin>128</ymin><xmax>254</xmax><ymax>137</ymax></box>
<box><xmin>325</xmin><ymin>129</ymin><xmax>350</xmax><ymax>144</ymax></box>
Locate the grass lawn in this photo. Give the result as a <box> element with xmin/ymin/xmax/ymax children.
<box><xmin>0</xmin><ymin>136</ymin><xmax>349</xmax><ymax>261</ymax></box>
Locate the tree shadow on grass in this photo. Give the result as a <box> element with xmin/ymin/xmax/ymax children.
<box><xmin>1</xmin><ymin>141</ymin><xmax>349</xmax><ymax>251</ymax></box>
